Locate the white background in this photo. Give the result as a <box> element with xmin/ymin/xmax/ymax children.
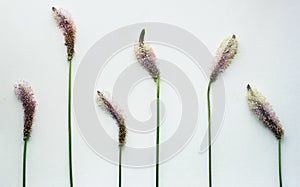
<box><xmin>0</xmin><ymin>0</ymin><xmax>299</xmax><ymax>186</ymax></box>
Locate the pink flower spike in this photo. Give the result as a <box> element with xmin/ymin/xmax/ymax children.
<box><xmin>246</xmin><ymin>84</ymin><xmax>284</xmax><ymax>139</ymax></box>
<box><xmin>52</xmin><ymin>7</ymin><xmax>76</xmax><ymax>61</ymax></box>
<box><xmin>96</xmin><ymin>91</ymin><xmax>127</xmax><ymax>147</ymax></box>
<box><xmin>210</xmin><ymin>35</ymin><xmax>238</xmax><ymax>82</ymax></box>
<box><xmin>14</xmin><ymin>81</ymin><xmax>37</xmax><ymax>140</ymax></box>
<box><xmin>134</xmin><ymin>29</ymin><xmax>160</xmax><ymax>82</ymax></box>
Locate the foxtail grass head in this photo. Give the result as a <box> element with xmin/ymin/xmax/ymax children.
<box><xmin>14</xmin><ymin>81</ymin><xmax>37</xmax><ymax>141</ymax></box>
<box><xmin>210</xmin><ymin>35</ymin><xmax>238</xmax><ymax>83</ymax></box>
<box><xmin>246</xmin><ymin>84</ymin><xmax>284</xmax><ymax>139</ymax></box>
<box><xmin>134</xmin><ymin>29</ymin><xmax>160</xmax><ymax>82</ymax></box>
<box><xmin>52</xmin><ymin>7</ymin><xmax>76</xmax><ymax>61</ymax></box>
<box><xmin>96</xmin><ymin>91</ymin><xmax>127</xmax><ymax>147</ymax></box>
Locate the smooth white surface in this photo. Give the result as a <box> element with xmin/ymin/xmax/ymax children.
<box><xmin>0</xmin><ymin>0</ymin><xmax>299</xmax><ymax>186</ymax></box>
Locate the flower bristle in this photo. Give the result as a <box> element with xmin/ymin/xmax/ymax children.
<box><xmin>96</xmin><ymin>91</ymin><xmax>127</xmax><ymax>146</ymax></box>
<box><xmin>210</xmin><ymin>34</ymin><xmax>238</xmax><ymax>82</ymax></box>
<box><xmin>246</xmin><ymin>84</ymin><xmax>284</xmax><ymax>139</ymax></box>
<box><xmin>14</xmin><ymin>81</ymin><xmax>37</xmax><ymax>141</ymax></box>
<box><xmin>134</xmin><ymin>29</ymin><xmax>160</xmax><ymax>82</ymax></box>
<box><xmin>52</xmin><ymin>7</ymin><xmax>76</xmax><ymax>61</ymax></box>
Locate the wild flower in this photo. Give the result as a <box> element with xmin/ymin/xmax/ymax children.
<box><xmin>14</xmin><ymin>81</ymin><xmax>37</xmax><ymax>140</ymax></box>
<box><xmin>14</xmin><ymin>81</ymin><xmax>37</xmax><ymax>187</ymax></box>
<box><xmin>246</xmin><ymin>84</ymin><xmax>284</xmax><ymax>139</ymax></box>
<box><xmin>210</xmin><ymin>35</ymin><xmax>238</xmax><ymax>83</ymax></box>
<box><xmin>206</xmin><ymin>35</ymin><xmax>238</xmax><ymax>187</ymax></box>
<box><xmin>96</xmin><ymin>91</ymin><xmax>127</xmax><ymax>187</ymax></box>
<box><xmin>246</xmin><ymin>84</ymin><xmax>284</xmax><ymax>187</ymax></box>
<box><xmin>52</xmin><ymin>7</ymin><xmax>76</xmax><ymax>61</ymax></box>
<box><xmin>134</xmin><ymin>29</ymin><xmax>161</xmax><ymax>187</ymax></box>
<box><xmin>52</xmin><ymin>6</ymin><xmax>76</xmax><ymax>186</ymax></box>
<box><xmin>96</xmin><ymin>91</ymin><xmax>127</xmax><ymax>146</ymax></box>
<box><xmin>134</xmin><ymin>29</ymin><xmax>160</xmax><ymax>82</ymax></box>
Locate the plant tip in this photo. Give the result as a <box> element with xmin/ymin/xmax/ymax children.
<box><xmin>139</xmin><ymin>29</ymin><xmax>145</xmax><ymax>43</ymax></box>
<box><xmin>247</xmin><ymin>84</ymin><xmax>251</xmax><ymax>90</ymax></box>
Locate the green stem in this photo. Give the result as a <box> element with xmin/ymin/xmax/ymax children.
<box><xmin>278</xmin><ymin>139</ymin><xmax>282</xmax><ymax>187</ymax></box>
<box><xmin>156</xmin><ymin>77</ymin><xmax>160</xmax><ymax>187</ymax></box>
<box><xmin>23</xmin><ymin>139</ymin><xmax>28</xmax><ymax>187</ymax></box>
<box><xmin>119</xmin><ymin>147</ymin><xmax>122</xmax><ymax>187</ymax></box>
<box><xmin>68</xmin><ymin>59</ymin><xmax>73</xmax><ymax>187</ymax></box>
<box><xmin>207</xmin><ymin>81</ymin><xmax>212</xmax><ymax>187</ymax></box>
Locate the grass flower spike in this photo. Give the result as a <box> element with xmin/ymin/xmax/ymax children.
<box><xmin>96</xmin><ymin>91</ymin><xmax>127</xmax><ymax>146</ymax></box>
<box><xmin>210</xmin><ymin>35</ymin><xmax>238</xmax><ymax>83</ymax></box>
<box><xmin>246</xmin><ymin>84</ymin><xmax>284</xmax><ymax>187</ymax></box>
<box><xmin>52</xmin><ymin>6</ymin><xmax>76</xmax><ymax>187</ymax></box>
<box><xmin>15</xmin><ymin>81</ymin><xmax>37</xmax><ymax>141</ymax></box>
<box><xmin>246</xmin><ymin>84</ymin><xmax>284</xmax><ymax>139</ymax></box>
<box><xmin>135</xmin><ymin>29</ymin><xmax>161</xmax><ymax>187</ymax></box>
<box><xmin>52</xmin><ymin>7</ymin><xmax>76</xmax><ymax>61</ymax></box>
<box><xmin>134</xmin><ymin>29</ymin><xmax>160</xmax><ymax>82</ymax></box>
<box><xmin>14</xmin><ymin>81</ymin><xmax>37</xmax><ymax>187</ymax></box>
<box><xmin>96</xmin><ymin>91</ymin><xmax>127</xmax><ymax>187</ymax></box>
<box><xmin>206</xmin><ymin>35</ymin><xmax>238</xmax><ymax>187</ymax></box>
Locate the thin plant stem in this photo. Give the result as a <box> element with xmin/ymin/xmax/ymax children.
<box><xmin>207</xmin><ymin>81</ymin><xmax>212</xmax><ymax>187</ymax></box>
<box><xmin>23</xmin><ymin>139</ymin><xmax>28</xmax><ymax>187</ymax></box>
<box><xmin>156</xmin><ymin>77</ymin><xmax>160</xmax><ymax>187</ymax></box>
<box><xmin>68</xmin><ymin>59</ymin><xmax>73</xmax><ymax>187</ymax></box>
<box><xmin>119</xmin><ymin>147</ymin><xmax>122</xmax><ymax>187</ymax></box>
<box><xmin>278</xmin><ymin>139</ymin><xmax>282</xmax><ymax>187</ymax></box>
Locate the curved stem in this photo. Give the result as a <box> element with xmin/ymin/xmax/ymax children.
<box><xmin>207</xmin><ymin>81</ymin><xmax>212</xmax><ymax>187</ymax></box>
<box><xmin>119</xmin><ymin>147</ymin><xmax>122</xmax><ymax>187</ymax></box>
<box><xmin>68</xmin><ymin>60</ymin><xmax>73</xmax><ymax>187</ymax></box>
<box><xmin>23</xmin><ymin>139</ymin><xmax>28</xmax><ymax>187</ymax></box>
<box><xmin>278</xmin><ymin>139</ymin><xmax>282</xmax><ymax>187</ymax></box>
<box><xmin>156</xmin><ymin>77</ymin><xmax>160</xmax><ymax>187</ymax></box>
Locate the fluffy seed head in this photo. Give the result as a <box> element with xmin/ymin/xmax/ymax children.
<box><xmin>134</xmin><ymin>29</ymin><xmax>160</xmax><ymax>82</ymax></box>
<box><xmin>14</xmin><ymin>81</ymin><xmax>37</xmax><ymax>141</ymax></box>
<box><xmin>96</xmin><ymin>91</ymin><xmax>127</xmax><ymax>146</ymax></box>
<box><xmin>210</xmin><ymin>35</ymin><xmax>238</xmax><ymax>82</ymax></box>
<box><xmin>52</xmin><ymin>7</ymin><xmax>76</xmax><ymax>61</ymax></box>
<box><xmin>246</xmin><ymin>84</ymin><xmax>284</xmax><ymax>139</ymax></box>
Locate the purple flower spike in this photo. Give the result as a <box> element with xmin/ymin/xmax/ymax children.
<box><xmin>134</xmin><ymin>29</ymin><xmax>160</xmax><ymax>82</ymax></box>
<box><xmin>246</xmin><ymin>84</ymin><xmax>284</xmax><ymax>139</ymax></box>
<box><xmin>52</xmin><ymin>7</ymin><xmax>76</xmax><ymax>61</ymax></box>
<box><xmin>96</xmin><ymin>91</ymin><xmax>127</xmax><ymax>147</ymax></box>
<box><xmin>210</xmin><ymin>35</ymin><xmax>238</xmax><ymax>82</ymax></box>
<box><xmin>15</xmin><ymin>81</ymin><xmax>37</xmax><ymax>140</ymax></box>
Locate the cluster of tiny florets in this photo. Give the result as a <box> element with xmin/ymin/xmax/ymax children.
<box><xmin>134</xmin><ymin>29</ymin><xmax>160</xmax><ymax>82</ymax></box>
<box><xmin>14</xmin><ymin>81</ymin><xmax>37</xmax><ymax>141</ymax></box>
<box><xmin>52</xmin><ymin>7</ymin><xmax>76</xmax><ymax>61</ymax></box>
<box><xmin>246</xmin><ymin>84</ymin><xmax>284</xmax><ymax>139</ymax></box>
<box><xmin>210</xmin><ymin>35</ymin><xmax>238</xmax><ymax>82</ymax></box>
<box><xmin>96</xmin><ymin>91</ymin><xmax>127</xmax><ymax>146</ymax></box>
